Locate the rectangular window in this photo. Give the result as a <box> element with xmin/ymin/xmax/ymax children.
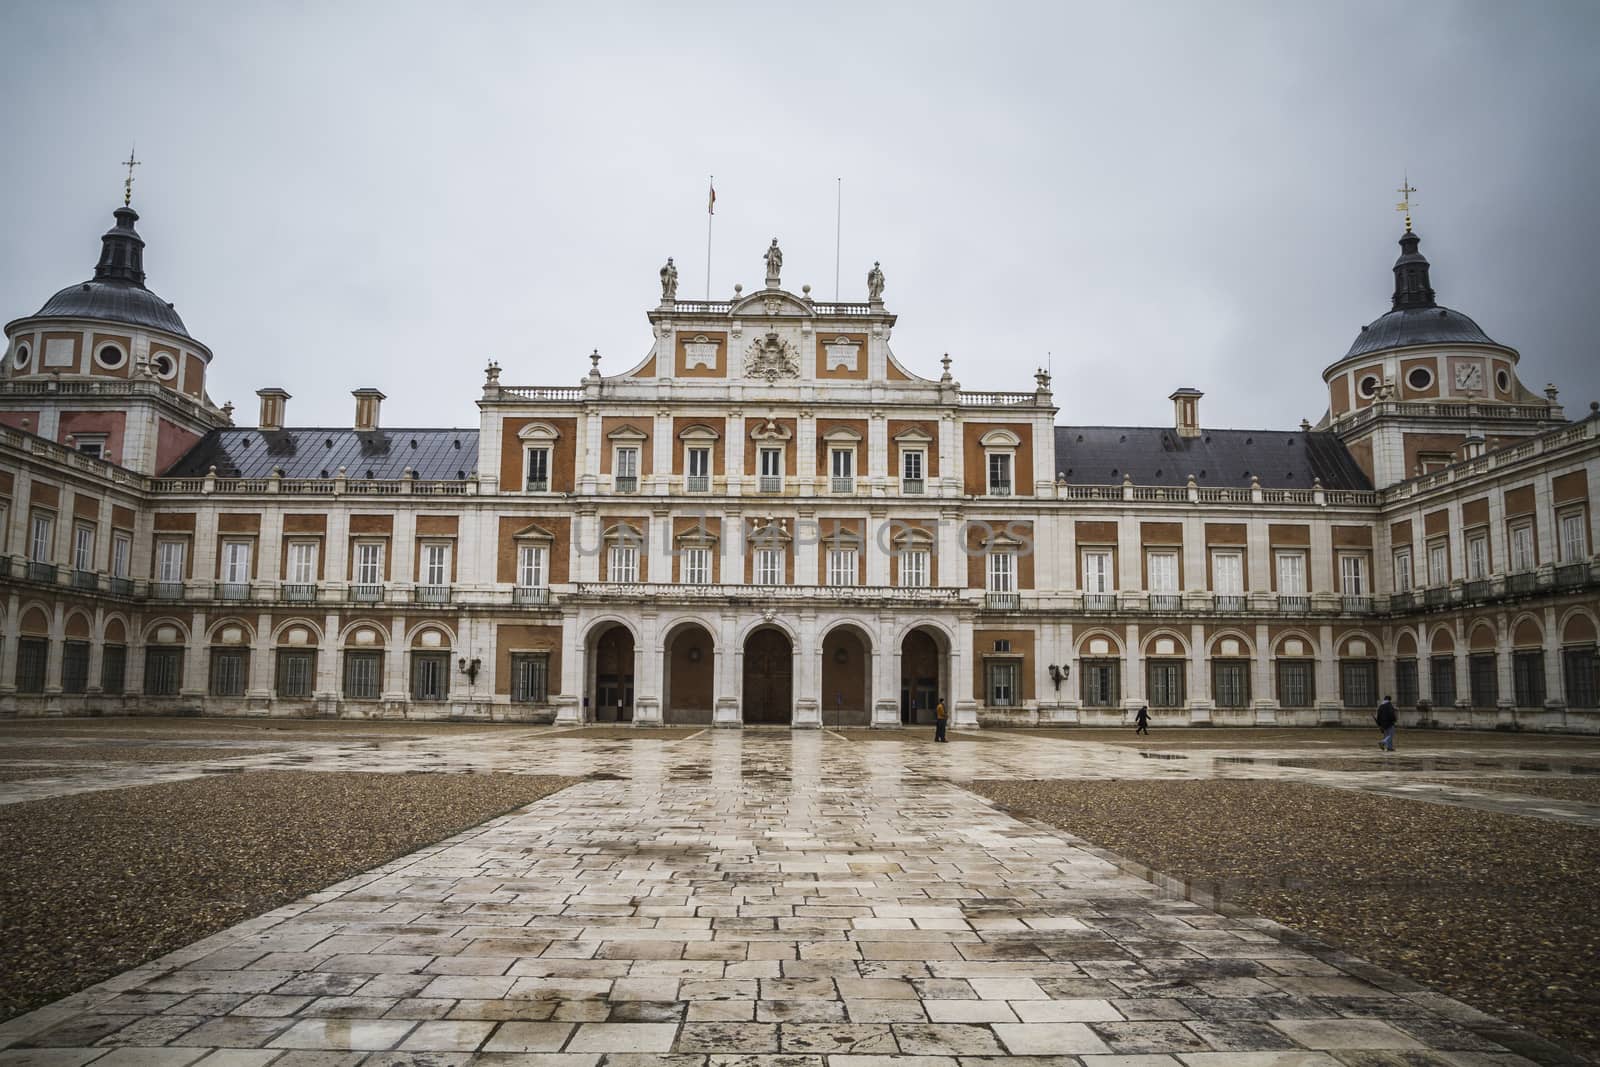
<box><xmin>686</xmin><ymin>446</ymin><xmax>710</xmax><ymax>478</ymax></box>
<box><xmin>1147</xmin><ymin>551</ymin><xmax>1178</xmax><ymax>593</ymax></box>
<box><xmin>608</xmin><ymin>544</ymin><xmax>639</xmax><ymax>583</ymax></box>
<box><xmin>1392</xmin><ymin>547</ymin><xmax>1412</xmax><ymax>592</ymax></box>
<box><xmin>15</xmin><ymin>637</ymin><xmax>48</xmax><ymax>693</ymax></box>
<box><xmin>1212</xmin><ymin>660</ymin><xmax>1250</xmax><ymax>708</ymax></box>
<box><xmin>1275</xmin><ymin>551</ymin><xmax>1306</xmax><ymax>595</ymax></box>
<box><xmin>1338</xmin><ymin>554</ymin><xmax>1366</xmax><ymax>596</ymax></box>
<box><xmin>614</xmin><ymin>446</ymin><xmax>639</xmax><ymax>490</ymax></box>
<box><xmin>1080</xmin><ymin>658</ymin><xmax>1120</xmax><ymax>706</ymax></box>
<box><xmin>411</xmin><ymin>652</ymin><xmax>450</xmax><ymax>702</ymax></box>
<box><xmin>210</xmin><ymin>648</ymin><xmax>248</xmax><ymax>697</ymax></box>
<box><xmin>73</xmin><ymin>524</ymin><xmax>95</xmax><ymax>572</ymax></box>
<box><xmin>1466</xmin><ymin>532</ymin><xmax>1489</xmax><ymax>580</ymax></box>
<box><xmin>1146</xmin><ymin>660</ymin><xmax>1185</xmax><ymax>708</ymax></box>
<box><xmin>61</xmin><ymin>640</ymin><xmax>90</xmax><ymax>694</ymax></box>
<box><xmin>525</xmin><ymin>447</ymin><xmax>550</xmax><ymax>491</ymax></box>
<box><xmin>74</xmin><ymin>436</ymin><xmax>105</xmax><ymax>458</ymax></box>
<box><xmin>901</xmin><ymin>449</ymin><xmax>924</xmax><ymax>488</ymax></box>
<box><xmin>101</xmin><ymin>645</ymin><xmax>126</xmax><ymax>695</ymax></box>
<box><xmin>1395</xmin><ymin>659</ymin><xmax>1419</xmax><ymax>708</ymax></box>
<box><xmin>421</xmin><ymin>542</ymin><xmax>450</xmax><ymax>587</ymax></box>
<box><xmin>1512</xmin><ymin>651</ymin><xmax>1545</xmax><ymax>707</ymax></box>
<box><xmin>827</xmin><ymin>548</ymin><xmax>858</xmax><ymax>587</ymax></box>
<box><xmin>29</xmin><ymin>512</ymin><xmax>54</xmax><ymax>562</ymax></box>
<box><xmin>343</xmin><ymin>650</ymin><xmax>383</xmax><ymax>700</ymax></box>
<box><xmin>1559</xmin><ymin>509</ymin><xmax>1587</xmax><ymax>563</ymax></box>
<box><xmin>275</xmin><ymin>650</ymin><xmax>316</xmax><ymax>698</ymax></box>
<box><xmin>1082</xmin><ymin>550</ymin><xmax>1114</xmax><ymax>594</ymax></box>
<box><xmin>287</xmin><ymin>541</ymin><xmax>318</xmax><ymax>584</ymax></box>
<box><xmin>1276</xmin><ymin>660</ymin><xmax>1314</xmax><ymax>707</ymax></box>
<box><xmin>898</xmin><ymin>548</ymin><xmax>929</xmax><ymax>588</ymax></box>
<box><xmin>0</xmin><ymin>501</ymin><xmax>8</xmax><ymax>554</ymax></box>
<box><xmin>1430</xmin><ymin>655</ymin><xmax>1457</xmax><ymax>708</ymax></box>
<box><xmin>156</xmin><ymin>540</ymin><xmax>186</xmax><ymax>587</ymax></box>
<box><xmin>759</xmin><ymin>447</ymin><xmax>783</xmax><ymax>478</ymax></box>
<box><xmin>985</xmin><ymin>661</ymin><xmax>1019</xmax><ymax>707</ymax></box>
<box><xmin>682</xmin><ymin>546</ymin><xmax>711</xmax><ymax>585</ymax></box>
<box><xmin>1211</xmin><ymin>550</ymin><xmax>1244</xmax><ymax>597</ymax></box>
<box><xmin>830</xmin><ymin>448</ymin><xmax>854</xmax><ymax>490</ymax></box>
<box><xmin>987</xmin><ymin>452</ymin><xmax>1012</xmax><ymax>496</ymax></box>
<box><xmin>355</xmin><ymin>542</ymin><xmax>384</xmax><ymax>585</ymax></box>
<box><xmin>1469</xmin><ymin>653</ymin><xmax>1498</xmax><ymax>708</ymax></box>
<box><xmin>754</xmin><ymin>547</ymin><xmax>782</xmax><ymax>586</ymax></box>
<box><xmin>987</xmin><ymin>551</ymin><xmax>1016</xmax><ymax>592</ymax></box>
<box><xmin>1562</xmin><ymin>645</ymin><xmax>1598</xmax><ymax>710</ymax></box>
<box><xmin>1427</xmin><ymin>540</ymin><xmax>1449</xmax><ymax>586</ymax></box>
<box><xmin>517</xmin><ymin>544</ymin><xmax>547</xmax><ymax>589</ymax></box>
<box><xmin>1509</xmin><ymin>521</ymin><xmax>1535</xmax><ymax>571</ymax></box>
<box><xmin>144</xmin><ymin>647</ymin><xmax>183</xmax><ymax>696</ymax></box>
<box><xmin>222</xmin><ymin>540</ymin><xmax>252</xmax><ymax>585</ymax></box>
<box><xmin>111</xmin><ymin>532</ymin><xmax>131</xmax><ymax>578</ymax></box>
<box><xmin>1340</xmin><ymin>660</ymin><xmax>1378</xmax><ymax>708</ymax></box>
<box><xmin>510</xmin><ymin>652</ymin><xmax>550</xmax><ymax>703</ymax></box>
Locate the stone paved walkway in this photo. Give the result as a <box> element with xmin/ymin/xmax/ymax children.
<box><xmin>0</xmin><ymin>729</ymin><xmax>1589</xmax><ymax>1065</ymax></box>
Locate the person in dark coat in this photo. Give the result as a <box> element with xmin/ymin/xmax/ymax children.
<box><xmin>933</xmin><ymin>698</ymin><xmax>948</xmax><ymax>743</ymax></box>
<box><xmin>1375</xmin><ymin>695</ymin><xmax>1398</xmax><ymax>751</ymax></box>
<box><xmin>1134</xmin><ymin>705</ymin><xmax>1150</xmax><ymax>735</ymax></box>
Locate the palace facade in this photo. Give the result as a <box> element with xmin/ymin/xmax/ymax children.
<box><xmin>2</xmin><ymin>202</ymin><xmax>1597</xmax><ymax>730</ymax></box>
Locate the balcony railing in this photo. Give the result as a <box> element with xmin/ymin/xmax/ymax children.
<box><xmin>151</xmin><ymin>581</ymin><xmax>184</xmax><ymax>601</ymax></box>
<box><xmin>831</xmin><ymin>476</ymin><xmax>855</xmax><ymax>494</ymax></box>
<box><xmin>1148</xmin><ymin>593</ymin><xmax>1181</xmax><ymax>613</ymax></box>
<box><xmin>1390</xmin><ymin>591</ymin><xmax>1416</xmax><ymax>611</ymax></box>
<box><xmin>686</xmin><ymin>475</ymin><xmax>710</xmax><ymax>493</ymax></box>
<box><xmin>71</xmin><ymin>569</ymin><xmax>98</xmax><ymax>591</ymax></box>
<box><xmin>1085</xmin><ymin>593</ymin><xmax>1117</xmax><ymax>611</ymax></box>
<box><xmin>614</xmin><ymin>475</ymin><xmax>638</xmax><ymax>494</ymax></box>
<box><xmin>216</xmin><ymin>582</ymin><xmax>252</xmax><ymax>602</ymax></box>
<box><xmin>513</xmin><ymin>585</ymin><xmax>551</xmax><ymax>606</ymax></box>
<box><xmin>282</xmin><ymin>583</ymin><xmax>318</xmax><ymax>603</ymax></box>
<box><xmin>901</xmin><ymin>478</ymin><xmax>924</xmax><ymax>495</ymax></box>
<box><xmin>27</xmin><ymin>561</ymin><xmax>57</xmax><ymax>583</ymax></box>
<box><xmin>1507</xmin><ymin>571</ymin><xmax>1537</xmax><ymax>595</ymax></box>
<box><xmin>1277</xmin><ymin>594</ymin><xmax>1310</xmax><ymax>613</ymax></box>
<box><xmin>1424</xmin><ymin>587</ymin><xmax>1450</xmax><ymax>607</ymax></box>
<box><xmin>413</xmin><ymin>585</ymin><xmax>452</xmax><ymax>605</ymax></box>
<box><xmin>988</xmin><ymin>483</ymin><xmax>1012</xmax><ymax>497</ymax></box>
<box><xmin>525</xmin><ymin>479</ymin><xmax>549</xmax><ymax>493</ymax></box>
<box><xmin>1464</xmin><ymin>579</ymin><xmax>1492</xmax><ymax>602</ymax></box>
<box><xmin>1554</xmin><ymin>562</ymin><xmax>1590</xmax><ymax>590</ymax></box>
<box><xmin>1342</xmin><ymin>595</ymin><xmax>1373</xmax><ymax>613</ymax></box>
<box><xmin>985</xmin><ymin>591</ymin><xmax>1020</xmax><ymax>611</ymax></box>
<box><xmin>349</xmin><ymin>583</ymin><xmax>385</xmax><ymax>603</ymax></box>
<box><xmin>1214</xmin><ymin>594</ymin><xmax>1246</xmax><ymax>613</ymax></box>
<box><xmin>107</xmin><ymin>577</ymin><xmax>134</xmax><ymax>597</ymax></box>
<box><xmin>758</xmin><ymin>475</ymin><xmax>783</xmax><ymax>493</ymax></box>
<box><xmin>571</xmin><ymin>581</ymin><xmax>965</xmax><ymax>605</ymax></box>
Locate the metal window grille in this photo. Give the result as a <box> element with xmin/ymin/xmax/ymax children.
<box><xmin>1340</xmin><ymin>660</ymin><xmax>1378</xmax><ymax>709</ymax></box>
<box><xmin>411</xmin><ymin>652</ymin><xmax>450</xmax><ymax>702</ymax></box>
<box><xmin>61</xmin><ymin>641</ymin><xmax>90</xmax><ymax>694</ymax></box>
<box><xmin>1146</xmin><ymin>660</ymin><xmax>1185</xmax><ymax>708</ymax></box>
<box><xmin>1512</xmin><ymin>651</ymin><xmax>1545</xmax><ymax>707</ymax></box>
<box><xmin>510</xmin><ymin>653</ymin><xmax>549</xmax><ymax>703</ymax></box>
<box><xmin>1469</xmin><ymin>653</ymin><xmax>1498</xmax><ymax>708</ymax></box>
<box><xmin>144</xmin><ymin>648</ymin><xmax>183</xmax><ymax>696</ymax></box>
<box><xmin>276</xmin><ymin>650</ymin><xmax>316</xmax><ymax>698</ymax></box>
<box><xmin>1429</xmin><ymin>656</ymin><xmax>1457</xmax><ymax>708</ymax></box>
<box><xmin>1395</xmin><ymin>659</ymin><xmax>1419</xmax><ymax>708</ymax></box>
<box><xmin>100</xmin><ymin>645</ymin><xmax>126</xmax><ymax>695</ymax></box>
<box><xmin>1212</xmin><ymin>659</ymin><xmax>1250</xmax><ymax>708</ymax></box>
<box><xmin>210</xmin><ymin>648</ymin><xmax>249</xmax><ymax>697</ymax></box>
<box><xmin>1562</xmin><ymin>645</ymin><xmax>1598</xmax><ymax>709</ymax></box>
<box><xmin>986</xmin><ymin>661</ymin><xmax>1019</xmax><ymax>707</ymax></box>
<box><xmin>1276</xmin><ymin>660</ymin><xmax>1314</xmax><ymax>707</ymax></box>
<box><xmin>15</xmin><ymin>637</ymin><xmax>48</xmax><ymax>693</ymax></box>
<box><xmin>343</xmin><ymin>651</ymin><xmax>383</xmax><ymax>700</ymax></box>
<box><xmin>1080</xmin><ymin>658</ymin><xmax>1120</xmax><ymax>707</ymax></box>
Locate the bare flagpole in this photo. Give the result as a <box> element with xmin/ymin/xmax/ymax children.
<box><xmin>834</xmin><ymin>177</ymin><xmax>842</xmax><ymax>302</ymax></box>
<box><xmin>705</xmin><ymin>176</ymin><xmax>715</xmax><ymax>299</ymax></box>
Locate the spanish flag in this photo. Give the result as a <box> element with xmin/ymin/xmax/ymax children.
<box><xmin>708</xmin><ymin>179</ymin><xmax>716</xmax><ymax>215</ymax></box>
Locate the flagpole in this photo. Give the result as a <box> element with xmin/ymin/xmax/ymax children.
<box><xmin>834</xmin><ymin>177</ymin><xmax>842</xmax><ymax>302</ymax></box>
<box><xmin>705</xmin><ymin>175</ymin><xmax>714</xmax><ymax>300</ymax></box>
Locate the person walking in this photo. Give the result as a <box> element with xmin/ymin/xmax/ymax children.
<box><xmin>1134</xmin><ymin>705</ymin><xmax>1150</xmax><ymax>735</ymax></box>
<box><xmin>1375</xmin><ymin>694</ymin><xmax>1397</xmax><ymax>751</ymax></box>
<box><xmin>933</xmin><ymin>698</ymin><xmax>948</xmax><ymax>743</ymax></box>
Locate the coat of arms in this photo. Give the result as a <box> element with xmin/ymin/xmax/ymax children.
<box><xmin>744</xmin><ymin>331</ymin><xmax>799</xmax><ymax>380</ymax></box>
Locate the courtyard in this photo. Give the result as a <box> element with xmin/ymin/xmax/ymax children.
<box><xmin>0</xmin><ymin>719</ymin><xmax>1597</xmax><ymax>1066</ymax></box>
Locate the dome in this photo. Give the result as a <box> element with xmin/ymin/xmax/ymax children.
<box><xmin>1344</xmin><ymin>304</ymin><xmax>1496</xmax><ymax>359</ymax></box>
<box><xmin>35</xmin><ymin>279</ymin><xmax>190</xmax><ymax>337</ymax></box>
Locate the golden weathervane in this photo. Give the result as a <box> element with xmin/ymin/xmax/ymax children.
<box><xmin>122</xmin><ymin>147</ymin><xmax>140</xmax><ymax>208</ymax></box>
<box><xmin>1395</xmin><ymin>174</ymin><xmax>1418</xmax><ymax>232</ymax></box>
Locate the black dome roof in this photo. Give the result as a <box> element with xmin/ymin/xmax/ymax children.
<box><xmin>22</xmin><ymin>205</ymin><xmax>192</xmax><ymax>340</ymax></box>
<box><xmin>1343</xmin><ymin>227</ymin><xmax>1500</xmax><ymax>360</ymax></box>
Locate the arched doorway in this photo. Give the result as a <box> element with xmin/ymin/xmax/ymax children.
<box><xmin>822</xmin><ymin>625</ymin><xmax>871</xmax><ymax>727</ymax></box>
<box><xmin>900</xmin><ymin>627</ymin><xmax>945</xmax><ymax>724</ymax></box>
<box><xmin>589</xmin><ymin>623</ymin><xmax>635</xmax><ymax>722</ymax></box>
<box><xmin>742</xmin><ymin>627</ymin><xmax>793</xmax><ymax>724</ymax></box>
<box><xmin>664</xmin><ymin>622</ymin><xmax>715</xmax><ymax>725</ymax></box>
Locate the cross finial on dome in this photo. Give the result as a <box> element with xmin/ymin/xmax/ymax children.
<box><xmin>1395</xmin><ymin>173</ymin><xmax>1418</xmax><ymax>233</ymax></box>
<box><xmin>122</xmin><ymin>146</ymin><xmax>140</xmax><ymax>208</ymax></box>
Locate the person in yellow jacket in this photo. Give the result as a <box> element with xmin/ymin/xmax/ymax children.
<box><xmin>934</xmin><ymin>698</ymin><xmax>948</xmax><ymax>742</ymax></box>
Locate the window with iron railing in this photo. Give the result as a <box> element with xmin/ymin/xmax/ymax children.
<box><xmin>1469</xmin><ymin>653</ymin><xmax>1498</xmax><ymax>708</ymax></box>
<box><xmin>1080</xmin><ymin>658</ymin><xmax>1120</xmax><ymax>707</ymax></box>
<box><xmin>511</xmin><ymin>652</ymin><xmax>549</xmax><ymax>703</ymax></box>
<box><xmin>1340</xmin><ymin>659</ymin><xmax>1378</xmax><ymax>709</ymax></box>
<box><xmin>210</xmin><ymin>648</ymin><xmax>249</xmax><ymax>697</ymax></box>
<box><xmin>1212</xmin><ymin>659</ymin><xmax>1250</xmax><ymax>708</ymax></box>
<box><xmin>343</xmin><ymin>651</ymin><xmax>383</xmax><ymax>700</ymax></box>
<box><xmin>144</xmin><ymin>647</ymin><xmax>183</xmax><ymax>696</ymax></box>
<box><xmin>1395</xmin><ymin>659</ymin><xmax>1419</xmax><ymax>708</ymax></box>
<box><xmin>1513</xmin><ymin>651</ymin><xmax>1545</xmax><ymax>707</ymax></box>
<box><xmin>276</xmin><ymin>650</ymin><xmax>316</xmax><ymax>698</ymax></box>
<box><xmin>1276</xmin><ymin>660</ymin><xmax>1314</xmax><ymax>707</ymax></box>
<box><xmin>1562</xmin><ymin>645</ymin><xmax>1598</xmax><ymax>709</ymax></box>
<box><xmin>100</xmin><ymin>645</ymin><xmax>126</xmax><ymax>695</ymax></box>
<box><xmin>61</xmin><ymin>641</ymin><xmax>90</xmax><ymax>694</ymax></box>
<box><xmin>15</xmin><ymin>638</ymin><xmax>48</xmax><ymax>693</ymax></box>
<box><xmin>1430</xmin><ymin>655</ymin><xmax>1457</xmax><ymax>708</ymax></box>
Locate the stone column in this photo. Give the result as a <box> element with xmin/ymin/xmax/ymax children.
<box><xmin>634</xmin><ymin>610</ymin><xmax>663</xmax><ymax>725</ymax></box>
<box><xmin>1252</xmin><ymin>622</ymin><xmax>1275</xmax><ymax>716</ymax></box>
<box><xmin>1315</xmin><ymin>623</ymin><xmax>1340</xmax><ymax>724</ymax></box>
<box><xmin>793</xmin><ymin>610</ymin><xmax>820</xmax><ymax>727</ymax></box>
<box><xmin>316</xmin><ymin>612</ymin><xmax>340</xmax><ymax>702</ymax></box>
<box><xmin>714</xmin><ymin>609</ymin><xmax>739</xmax><ymax>726</ymax></box>
<box><xmin>555</xmin><ymin>611</ymin><xmax>583</xmax><ymax>724</ymax></box>
<box><xmin>951</xmin><ymin>614</ymin><xmax>978</xmax><ymax>726</ymax></box>
<box><xmin>382</xmin><ymin>613</ymin><xmax>408</xmax><ymax>707</ymax></box>
<box><xmin>1494</xmin><ymin>613</ymin><xmax>1515</xmax><ymax>724</ymax></box>
<box><xmin>1188</xmin><ymin>622</ymin><xmax>1211</xmax><ymax>724</ymax></box>
<box><xmin>725</xmin><ymin>410</ymin><xmax>745</xmax><ymax>497</ymax></box>
<box><xmin>183</xmin><ymin>610</ymin><xmax>207</xmax><ymax>698</ymax></box>
<box><xmin>866</xmin><ymin>508</ymin><xmax>890</xmax><ymax>586</ymax></box>
<box><xmin>872</xmin><ymin>611</ymin><xmax>900</xmax><ymax>726</ymax></box>
<box><xmin>249</xmin><ymin>611</ymin><xmax>274</xmax><ymax>705</ymax></box>
<box><xmin>797</xmin><ymin>410</ymin><xmax>818</xmax><ymax>495</ymax></box>
<box><xmin>651</xmin><ymin>409</ymin><xmax>673</xmax><ymax>495</ymax></box>
<box><xmin>1542</xmin><ymin>604</ymin><xmax>1565</xmax><ymax>722</ymax></box>
<box><xmin>1122</xmin><ymin>623</ymin><xmax>1142</xmax><ymax>720</ymax></box>
<box><xmin>86</xmin><ymin>605</ymin><xmax>106</xmax><ymax>697</ymax></box>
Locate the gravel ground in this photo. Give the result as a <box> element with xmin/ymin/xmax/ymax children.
<box><xmin>0</xmin><ymin>770</ymin><xmax>574</xmax><ymax>1022</ymax></box>
<box><xmin>0</xmin><ymin>745</ymin><xmax>281</xmax><ymax>763</ymax></box>
<box><xmin>994</xmin><ymin>726</ymin><xmax>1600</xmax><ymax>749</ymax></box>
<box><xmin>968</xmin><ymin>776</ymin><xmax>1600</xmax><ymax>1063</ymax></box>
<box><xmin>0</xmin><ymin>769</ymin><xmax>62</xmax><ymax>782</ymax></box>
<box><xmin>1276</xmin><ymin>755</ymin><xmax>1600</xmax><ymax>774</ymax></box>
<box><xmin>1415</xmin><ymin>775</ymin><xmax>1600</xmax><ymax>805</ymax></box>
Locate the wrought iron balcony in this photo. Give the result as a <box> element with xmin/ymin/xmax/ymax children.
<box><xmin>150</xmin><ymin>581</ymin><xmax>185</xmax><ymax>601</ymax></box>
<box><xmin>107</xmin><ymin>577</ymin><xmax>134</xmax><ymax>597</ymax></box>
<box><xmin>1507</xmin><ymin>571</ymin><xmax>1537</xmax><ymax>595</ymax></box>
<box><xmin>758</xmin><ymin>475</ymin><xmax>783</xmax><ymax>493</ymax></box>
<box><xmin>988</xmin><ymin>483</ymin><xmax>1012</xmax><ymax>497</ymax></box>
<box><xmin>525</xmin><ymin>479</ymin><xmax>549</xmax><ymax>493</ymax></box>
<box><xmin>513</xmin><ymin>585</ymin><xmax>551</xmax><ymax>606</ymax></box>
<box><xmin>71</xmin><ymin>569</ymin><xmax>99</xmax><ymax>591</ymax></box>
<box><xmin>413</xmin><ymin>585</ymin><xmax>452</xmax><ymax>605</ymax></box>
<box><xmin>348</xmin><ymin>583</ymin><xmax>385</xmax><ymax>604</ymax></box>
<box><xmin>1390</xmin><ymin>591</ymin><xmax>1416</xmax><ymax>611</ymax></box>
<box><xmin>984</xmin><ymin>591</ymin><xmax>1021</xmax><ymax>611</ymax></box>
<box><xmin>614</xmin><ymin>475</ymin><xmax>638</xmax><ymax>494</ymax></box>
<box><xmin>1084</xmin><ymin>593</ymin><xmax>1117</xmax><ymax>611</ymax></box>
<box><xmin>282</xmin><ymin>583</ymin><xmax>318</xmax><ymax>603</ymax></box>
<box><xmin>27</xmin><ymin>561</ymin><xmax>57</xmax><ymax>583</ymax></box>
<box><xmin>1342</xmin><ymin>595</ymin><xmax>1373</xmax><ymax>613</ymax></box>
<box><xmin>1554</xmin><ymin>562</ymin><xmax>1590</xmax><ymax>590</ymax></box>
<box><xmin>1214</xmin><ymin>594</ymin><xmax>1247</xmax><ymax>613</ymax></box>
<box><xmin>830</xmin><ymin>476</ymin><xmax>855</xmax><ymax>494</ymax></box>
<box><xmin>1463</xmin><ymin>579</ymin><xmax>1492</xmax><ymax>602</ymax></box>
<box><xmin>1277</xmin><ymin>594</ymin><xmax>1310</xmax><ymax>613</ymax></box>
<box><xmin>216</xmin><ymin>582</ymin><xmax>252</xmax><ymax>602</ymax></box>
<box><xmin>1424</xmin><ymin>586</ymin><xmax>1450</xmax><ymax>607</ymax></box>
<box><xmin>901</xmin><ymin>478</ymin><xmax>924</xmax><ymax>495</ymax></box>
<box><xmin>1148</xmin><ymin>593</ymin><xmax>1181</xmax><ymax>613</ymax></box>
<box><xmin>686</xmin><ymin>475</ymin><xmax>710</xmax><ymax>493</ymax></box>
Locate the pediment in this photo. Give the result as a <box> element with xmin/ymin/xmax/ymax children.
<box><xmin>749</xmin><ymin>418</ymin><xmax>793</xmax><ymax>442</ymax></box>
<box><xmin>511</xmin><ymin>522</ymin><xmax>556</xmax><ymax>543</ymax></box>
<box><xmin>979</xmin><ymin>428</ymin><xmax>1022</xmax><ymax>448</ymax></box>
<box><xmin>606</xmin><ymin>424</ymin><xmax>648</xmax><ymax>441</ymax></box>
<box><xmin>677</xmin><ymin>422</ymin><xmax>722</xmax><ymax>442</ymax></box>
<box><xmin>517</xmin><ymin>421</ymin><xmax>562</xmax><ymax>442</ymax></box>
<box><xmin>892</xmin><ymin>426</ymin><xmax>934</xmax><ymax>444</ymax></box>
<box><xmin>730</xmin><ymin>290</ymin><xmax>813</xmax><ymax>317</ymax></box>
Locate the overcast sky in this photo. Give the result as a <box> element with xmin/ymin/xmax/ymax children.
<box><xmin>2</xmin><ymin>1</ymin><xmax>1597</xmax><ymax>431</ymax></box>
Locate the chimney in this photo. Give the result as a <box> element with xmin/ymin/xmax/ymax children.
<box><xmin>352</xmin><ymin>388</ymin><xmax>385</xmax><ymax>432</ymax></box>
<box><xmin>256</xmin><ymin>388</ymin><xmax>290</xmax><ymax>431</ymax></box>
<box><xmin>1169</xmin><ymin>387</ymin><xmax>1203</xmax><ymax>438</ymax></box>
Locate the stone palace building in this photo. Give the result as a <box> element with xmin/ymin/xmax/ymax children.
<box><xmin>1</xmin><ymin>199</ymin><xmax>1597</xmax><ymax>730</ymax></box>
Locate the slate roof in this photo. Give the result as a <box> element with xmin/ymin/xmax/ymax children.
<box><xmin>1053</xmin><ymin>426</ymin><xmax>1372</xmax><ymax>490</ymax></box>
<box><xmin>1344</xmin><ymin>305</ymin><xmax>1497</xmax><ymax>360</ymax></box>
<box><xmin>163</xmin><ymin>428</ymin><xmax>480</xmax><ymax>480</ymax></box>
<box><xmin>34</xmin><ymin>280</ymin><xmax>191</xmax><ymax>337</ymax></box>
